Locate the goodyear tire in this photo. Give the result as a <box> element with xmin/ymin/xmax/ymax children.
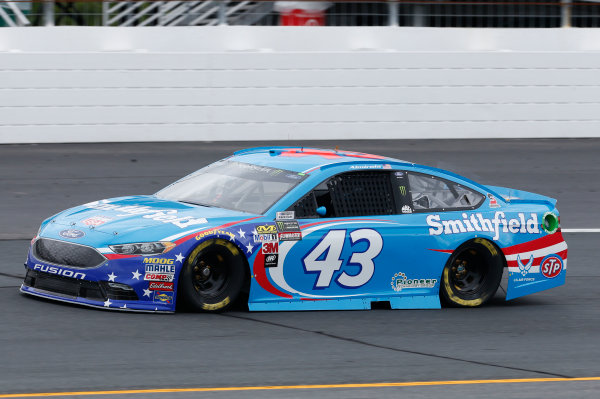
<box><xmin>178</xmin><ymin>239</ymin><xmax>246</xmax><ymax>312</ymax></box>
<box><xmin>440</xmin><ymin>238</ymin><xmax>503</xmax><ymax>307</ymax></box>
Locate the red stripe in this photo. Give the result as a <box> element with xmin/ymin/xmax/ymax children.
<box><xmin>104</xmin><ymin>254</ymin><xmax>137</xmax><ymax>260</ymax></box>
<box><xmin>502</xmin><ymin>232</ymin><xmax>565</xmax><ymax>255</ymax></box>
<box><xmin>428</xmin><ymin>249</ymin><xmax>454</xmax><ymax>254</ymax></box>
<box><xmin>174</xmin><ymin>216</ymin><xmax>260</xmax><ymax>245</ymax></box>
<box><xmin>506</xmin><ymin>249</ymin><xmax>568</xmax><ymax>267</ymax></box>
<box><xmin>253</xmin><ymin>251</ymin><xmax>293</xmax><ymax>299</ymax></box>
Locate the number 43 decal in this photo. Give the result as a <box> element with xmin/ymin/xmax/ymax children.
<box><xmin>303</xmin><ymin>229</ymin><xmax>383</xmax><ymax>288</ymax></box>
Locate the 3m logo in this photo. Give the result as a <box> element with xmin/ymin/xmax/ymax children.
<box><xmin>256</xmin><ymin>225</ymin><xmax>276</xmax><ymax>234</ymax></box>
<box><xmin>262</xmin><ymin>242</ymin><xmax>279</xmax><ymax>254</ymax></box>
<box><xmin>541</xmin><ymin>255</ymin><xmax>563</xmax><ymax>279</ymax></box>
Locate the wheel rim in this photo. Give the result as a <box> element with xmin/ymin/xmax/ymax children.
<box><xmin>450</xmin><ymin>247</ymin><xmax>491</xmax><ymax>297</ymax></box>
<box><xmin>191</xmin><ymin>251</ymin><xmax>230</xmax><ymax>298</ymax></box>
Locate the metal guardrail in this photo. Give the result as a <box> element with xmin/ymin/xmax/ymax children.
<box><xmin>2</xmin><ymin>0</ymin><xmax>600</xmax><ymax>27</ymax></box>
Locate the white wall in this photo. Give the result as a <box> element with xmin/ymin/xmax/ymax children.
<box><xmin>2</xmin><ymin>26</ymin><xmax>600</xmax><ymax>143</ymax></box>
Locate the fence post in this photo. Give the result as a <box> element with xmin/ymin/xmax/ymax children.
<box><xmin>102</xmin><ymin>1</ymin><xmax>108</xmax><ymax>26</ymax></box>
<box><xmin>43</xmin><ymin>0</ymin><xmax>54</xmax><ymax>26</ymax></box>
<box><xmin>413</xmin><ymin>4</ymin><xmax>425</xmax><ymax>27</ymax></box>
<box><xmin>561</xmin><ymin>0</ymin><xmax>572</xmax><ymax>27</ymax></box>
<box><xmin>388</xmin><ymin>0</ymin><xmax>398</xmax><ymax>26</ymax></box>
<box><xmin>218</xmin><ymin>0</ymin><xmax>228</xmax><ymax>25</ymax></box>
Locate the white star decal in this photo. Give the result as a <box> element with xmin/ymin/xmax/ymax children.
<box><xmin>229</xmin><ymin>234</ymin><xmax>235</xmax><ymax>241</ymax></box>
<box><xmin>143</xmin><ymin>288</ymin><xmax>152</xmax><ymax>297</ymax></box>
<box><xmin>131</xmin><ymin>270</ymin><xmax>141</xmax><ymax>280</ymax></box>
<box><xmin>251</xmin><ymin>228</ymin><xmax>258</xmax><ymax>236</ymax></box>
<box><xmin>245</xmin><ymin>243</ymin><xmax>253</xmax><ymax>254</ymax></box>
<box><xmin>104</xmin><ymin>299</ymin><xmax>112</xmax><ymax>307</ymax></box>
<box><xmin>237</xmin><ymin>228</ymin><xmax>246</xmax><ymax>238</ymax></box>
<box><xmin>175</xmin><ymin>253</ymin><xmax>184</xmax><ymax>263</ymax></box>
<box><xmin>121</xmin><ymin>304</ymin><xmax>127</xmax><ymax>309</ymax></box>
<box><xmin>107</xmin><ymin>272</ymin><xmax>117</xmax><ymax>282</ymax></box>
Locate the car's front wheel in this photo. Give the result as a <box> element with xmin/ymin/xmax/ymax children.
<box><xmin>178</xmin><ymin>239</ymin><xmax>246</xmax><ymax>312</ymax></box>
<box><xmin>440</xmin><ymin>238</ymin><xmax>504</xmax><ymax>307</ymax></box>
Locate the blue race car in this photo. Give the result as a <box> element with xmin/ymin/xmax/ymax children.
<box><xmin>22</xmin><ymin>147</ymin><xmax>567</xmax><ymax>312</ymax></box>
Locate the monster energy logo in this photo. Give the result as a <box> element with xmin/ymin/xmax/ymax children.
<box><xmin>399</xmin><ymin>186</ymin><xmax>407</xmax><ymax>196</ymax></box>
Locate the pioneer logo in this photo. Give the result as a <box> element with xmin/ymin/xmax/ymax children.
<box><xmin>33</xmin><ymin>264</ymin><xmax>86</xmax><ymax>279</ymax></box>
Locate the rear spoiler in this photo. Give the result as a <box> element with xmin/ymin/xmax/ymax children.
<box><xmin>485</xmin><ymin>185</ymin><xmax>557</xmax><ymax>208</ymax></box>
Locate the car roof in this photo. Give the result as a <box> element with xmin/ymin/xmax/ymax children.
<box><xmin>230</xmin><ymin>147</ymin><xmax>411</xmax><ymax>173</ymax></box>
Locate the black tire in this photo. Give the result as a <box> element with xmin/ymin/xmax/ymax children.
<box><xmin>178</xmin><ymin>239</ymin><xmax>246</xmax><ymax>312</ymax></box>
<box><xmin>440</xmin><ymin>238</ymin><xmax>503</xmax><ymax>307</ymax></box>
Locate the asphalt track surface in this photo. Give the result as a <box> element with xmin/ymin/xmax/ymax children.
<box><xmin>0</xmin><ymin>139</ymin><xmax>599</xmax><ymax>398</ymax></box>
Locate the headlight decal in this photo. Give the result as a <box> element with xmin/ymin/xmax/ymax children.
<box><xmin>109</xmin><ymin>241</ymin><xmax>175</xmax><ymax>256</ymax></box>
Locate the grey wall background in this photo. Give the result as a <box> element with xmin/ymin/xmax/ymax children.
<box><xmin>2</xmin><ymin>27</ymin><xmax>600</xmax><ymax>143</ymax></box>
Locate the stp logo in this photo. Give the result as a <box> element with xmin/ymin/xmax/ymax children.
<box><xmin>540</xmin><ymin>255</ymin><xmax>563</xmax><ymax>278</ymax></box>
<box><xmin>262</xmin><ymin>242</ymin><xmax>279</xmax><ymax>254</ymax></box>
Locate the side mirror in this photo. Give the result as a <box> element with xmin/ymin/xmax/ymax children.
<box><xmin>316</xmin><ymin>206</ymin><xmax>327</xmax><ymax>217</ymax></box>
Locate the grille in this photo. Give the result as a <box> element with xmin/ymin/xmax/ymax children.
<box><xmin>24</xmin><ymin>270</ymin><xmax>139</xmax><ymax>301</ymax></box>
<box><xmin>34</xmin><ymin>238</ymin><xmax>106</xmax><ymax>268</ymax></box>
<box><xmin>24</xmin><ymin>269</ymin><xmax>105</xmax><ymax>300</ymax></box>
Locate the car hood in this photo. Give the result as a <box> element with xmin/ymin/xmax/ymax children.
<box><xmin>39</xmin><ymin>195</ymin><xmax>256</xmax><ymax>246</ymax></box>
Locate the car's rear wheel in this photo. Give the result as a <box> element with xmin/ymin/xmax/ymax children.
<box><xmin>440</xmin><ymin>238</ymin><xmax>503</xmax><ymax>307</ymax></box>
<box><xmin>178</xmin><ymin>239</ymin><xmax>246</xmax><ymax>312</ymax></box>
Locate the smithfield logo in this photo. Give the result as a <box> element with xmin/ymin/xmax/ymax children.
<box><xmin>59</xmin><ymin>229</ymin><xmax>85</xmax><ymax>239</ymax></box>
<box><xmin>427</xmin><ymin>212</ymin><xmax>540</xmax><ymax>241</ymax></box>
<box><xmin>540</xmin><ymin>254</ymin><xmax>563</xmax><ymax>278</ymax></box>
<box><xmin>391</xmin><ymin>272</ymin><xmax>437</xmax><ymax>292</ymax></box>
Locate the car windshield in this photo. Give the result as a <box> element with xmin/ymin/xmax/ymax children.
<box><xmin>155</xmin><ymin>160</ymin><xmax>306</xmax><ymax>214</ymax></box>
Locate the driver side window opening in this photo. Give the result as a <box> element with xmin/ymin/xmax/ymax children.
<box><xmin>292</xmin><ymin>171</ymin><xmax>395</xmax><ymax>218</ymax></box>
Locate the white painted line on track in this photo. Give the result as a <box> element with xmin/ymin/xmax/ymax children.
<box><xmin>562</xmin><ymin>229</ymin><xmax>600</xmax><ymax>233</ymax></box>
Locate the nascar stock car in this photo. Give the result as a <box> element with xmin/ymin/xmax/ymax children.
<box><xmin>22</xmin><ymin>147</ymin><xmax>567</xmax><ymax>312</ymax></box>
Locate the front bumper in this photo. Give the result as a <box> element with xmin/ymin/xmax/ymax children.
<box><xmin>21</xmin><ymin>269</ymin><xmax>174</xmax><ymax>312</ymax></box>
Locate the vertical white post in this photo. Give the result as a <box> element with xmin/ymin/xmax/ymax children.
<box><xmin>102</xmin><ymin>1</ymin><xmax>108</xmax><ymax>26</ymax></box>
<box><xmin>43</xmin><ymin>0</ymin><xmax>54</xmax><ymax>26</ymax></box>
<box><xmin>413</xmin><ymin>4</ymin><xmax>425</xmax><ymax>27</ymax></box>
<box><xmin>561</xmin><ymin>0</ymin><xmax>572</xmax><ymax>28</ymax></box>
<box><xmin>388</xmin><ymin>0</ymin><xmax>398</xmax><ymax>27</ymax></box>
<box><xmin>218</xmin><ymin>0</ymin><xmax>228</xmax><ymax>25</ymax></box>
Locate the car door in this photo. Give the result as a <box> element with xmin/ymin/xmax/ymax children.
<box><xmin>264</xmin><ymin>169</ymin><xmax>437</xmax><ymax>303</ymax></box>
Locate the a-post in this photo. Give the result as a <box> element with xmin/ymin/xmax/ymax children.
<box><xmin>43</xmin><ymin>0</ymin><xmax>54</xmax><ymax>26</ymax></box>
